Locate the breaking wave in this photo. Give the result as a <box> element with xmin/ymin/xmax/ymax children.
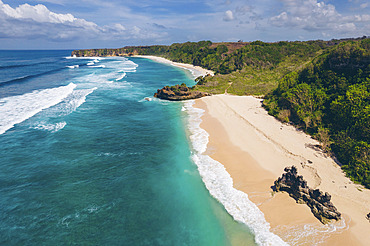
<box><xmin>0</xmin><ymin>83</ymin><xmax>76</xmax><ymax>135</ymax></box>
<box><xmin>45</xmin><ymin>87</ymin><xmax>97</xmax><ymax>117</ymax></box>
<box><xmin>184</xmin><ymin>100</ymin><xmax>288</xmax><ymax>246</ymax></box>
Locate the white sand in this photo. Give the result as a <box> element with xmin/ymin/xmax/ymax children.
<box><xmin>196</xmin><ymin>94</ymin><xmax>370</xmax><ymax>246</ymax></box>
<box><xmin>134</xmin><ymin>55</ymin><xmax>214</xmax><ymax>78</ymax></box>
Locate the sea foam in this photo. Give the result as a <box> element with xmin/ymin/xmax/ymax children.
<box><xmin>0</xmin><ymin>83</ymin><xmax>76</xmax><ymax>135</ymax></box>
<box><xmin>33</xmin><ymin>121</ymin><xmax>66</xmax><ymax>133</ymax></box>
<box><xmin>65</xmin><ymin>56</ymin><xmax>103</xmax><ymax>60</ymax></box>
<box><xmin>184</xmin><ymin>100</ymin><xmax>288</xmax><ymax>246</ymax></box>
<box><xmin>109</xmin><ymin>60</ymin><xmax>138</xmax><ymax>72</ymax></box>
<box><xmin>115</xmin><ymin>73</ymin><xmax>126</xmax><ymax>81</ymax></box>
<box><xmin>46</xmin><ymin>87</ymin><xmax>97</xmax><ymax>117</ymax></box>
<box><xmin>275</xmin><ymin>217</ymin><xmax>347</xmax><ymax>245</ymax></box>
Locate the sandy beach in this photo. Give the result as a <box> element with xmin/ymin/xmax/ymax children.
<box><xmin>195</xmin><ymin>94</ymin><xmax>370</xmax><ymax>245</ymax></box>
<box><xmin>141</xmin><ymin>55</ymin><xmax>370</xmax><ymax>245</ymax></box>
<box><xmin>134</xmin><ymin>55</ymin><xmax>214</xmax><ymax>78</ymax></box>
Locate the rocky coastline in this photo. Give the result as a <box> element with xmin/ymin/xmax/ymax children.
<box><xmin>273</xmin><ymin>166</ymin><xmax>341</xmax><ymax>224</ymax></box>
<box><xmin>71</xmin><ymin>47</ymin><xmax>140</xmax><ymax>57</ymax></box>
<box><xmin>154</xmin><ymin>84</ymin><xmax>210</xmax><ymax>101</ymax></box>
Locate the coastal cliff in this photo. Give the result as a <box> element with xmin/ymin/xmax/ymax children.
<box><xmin>71</xmin><ymin>48</ymin><xmax>134</xmax><ymax>57</ymax></box>
<box><xmin>154</xmin><ymin>84</ymin><xmax>210</xmax><ymax>101</ymax></box>
<box><xmin>273</xmin><ymin>166</ymin><xmax>341</xmax><ymax>224</ymax></box>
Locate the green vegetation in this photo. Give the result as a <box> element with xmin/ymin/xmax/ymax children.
<box><xmin>72</xmin><ymin>37</ymin><xmax>370</xmax><ymax>187</ymax></box>
<box><xmin>73</xmin><ymin>40</ymin><xmax>328</xmax><ymax>95</ymax></box>
<box><xmin>263</xmin><ymin>39</ymin><xmax>370</xmax><ymax>188</ymax></box>
<box><xmin>126</xmin><ymin>40</ymin><xmax>329</xmax><ymax>95</ymax></box>
<box><xmin>131</xmin><ymin>38</ymin><xmax>370</xmax><ymax>188</ymax></box>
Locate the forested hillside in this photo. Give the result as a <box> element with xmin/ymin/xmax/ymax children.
<box><xmin>72</xmin><ymin>38</ymin><xmax>365</xmax><ymax>95</ymax></box>
<box><xmin>263</xmin><ymin>39</ymin><xmax>370</xmax><ymax>188</ymax></box>
<box><xmin>72</xmin><ymin>37</ymin><xmax>370</xmax><ymax>187</ymax></box>
<box><xmin>116</xmin><ymin>40</ymin><xmax>332</xmax><ymax>95</ymax></box>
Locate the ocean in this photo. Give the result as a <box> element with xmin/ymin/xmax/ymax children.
<box><xmin>0</xmin><ymin>50</ymin><xmax>258</xmax><ymax>245</ymax></box>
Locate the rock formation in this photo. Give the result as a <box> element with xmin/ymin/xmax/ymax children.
<box><xmin>71</xmin><ymin>48</ymin><xmax>135</xmax><ymax>57</ymax></box>
<box><xmin>273</xmin><ymin>166</ymin><xmax>341</xmax><ymax>224</ymax></box>
<box><xmin>154</xmin><ymin>84</ymin><xmax>210</xmax><ymax>101</ymax></box>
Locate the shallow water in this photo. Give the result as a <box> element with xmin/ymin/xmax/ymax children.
<box><xmin>0</xmin><ymin>51</ymin><xmax>257</xmax><ymax>245</ymax></box>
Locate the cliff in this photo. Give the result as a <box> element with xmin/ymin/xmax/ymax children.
<box><xmin>154</xmin><ymin>84</ymin><xmax>210</xmax><ymax>101</ymax></box>
<box><xmin>71</xmin><ymin>48</ymin><xmax>134</xmax><ymax>57</ymax></box>
<box><xmin>273</xmin><ymin>166</ymin><xmax>341</xmax><ymax>224</ymax></box>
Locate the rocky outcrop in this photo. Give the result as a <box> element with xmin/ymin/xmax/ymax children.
<box><xmin>273</xmin><ymin>166</ymin><xmax>341</xmax><ymax>224</ymax></box>
<box><xmin>154</xmin><ymin>84</ymin><xmax>210</xmax><ymax>101</ymax></box>
<box><xmin>71</xmin><ymin>48</ymin><xmax>133</xmax><ymax>57</ymax></box>
<box><xmin>367</xmin><ymin>213</ymin><xmax>370</xmax><ymax>222</ymax></box>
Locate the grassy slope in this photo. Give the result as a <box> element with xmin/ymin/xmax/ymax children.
<box><xmin>71</xmin><ymin>37</ymin><xmax>370</xmax><ymax>187</ymax></box>
<box><xmin>195</xmin><ymin>50</ymin><xmax>324</xmax><ymax>95</ymax></box>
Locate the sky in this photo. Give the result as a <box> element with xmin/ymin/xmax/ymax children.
<box><xmin>0</xmin><ymin>0</ymin><xmax>369</xmax><ymax>49</ymax></box>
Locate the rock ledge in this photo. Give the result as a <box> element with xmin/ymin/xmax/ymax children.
<box><xmin>273</xmin><ymin>166</ymin><xmax>341</xmax><ymax>224</ymax></box>
<box><xmin>154</xmin><ymin>84</ymin><xmax>210</xmax><ymax>101</ymax></box>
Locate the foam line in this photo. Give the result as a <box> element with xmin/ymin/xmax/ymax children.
<box><xmin>115</xmin><ymin>73</ymin><xmax>126</xmax><ymax>81</ymax></box>
<box><xmin>51</xmin><ymin>87</ymin><xmax>97</xmax><ymax>116</ymax></box>
<box><xmin>0</xmin><ymin>83</ymin><xmax>76</xmax><ymax>135</ymax></box>
<box><xmin>184</xmin><ymin>100</ymin><xmax>288</xmax><ymax>246</ymax></box>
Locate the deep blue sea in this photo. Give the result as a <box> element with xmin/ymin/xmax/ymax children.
<box><xmin>0</xmin><ymin>50</ymin><xmax>257</xmax><ymax>245</ymax></box>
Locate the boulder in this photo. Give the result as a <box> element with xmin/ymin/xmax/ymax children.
<box><xmin>273</xmin><ymin>166</ymin><xmax>341</xmax><ymax>224</ymax></box>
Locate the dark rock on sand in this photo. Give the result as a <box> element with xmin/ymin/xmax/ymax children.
<box><xmin>273</xmin><ymin>166</ymin><xmax>341</xmax><ymax>224</ymax></box>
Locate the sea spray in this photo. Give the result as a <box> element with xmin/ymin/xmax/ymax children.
<box><xmin>0</xmin><ymin>83</ymin><xmax>76</xmax><ymax>135</ymax></box>
<box><xmin>33</xmin><ymin>121</ymin><xmax>67</xmax><ymax>133</ymax></box>
<box><xmin>274</xmin><ymin>217</ymin><xmax>347</xmax><ymax>245</ymax></box>
<box><xmin>50</xmin><ymin>87</ymin><xmax>98</xmax><ymax>117</ymax></box>
<box><xmin>184</xmin><ymin>100</ymin><xmax>288</xmax><ymax>246</ymax></box>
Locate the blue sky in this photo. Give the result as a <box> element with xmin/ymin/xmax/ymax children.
<box><xmin>0</xmin><ymin>0</ymin><xmax>369</xmax><ymax>49</ymax></box>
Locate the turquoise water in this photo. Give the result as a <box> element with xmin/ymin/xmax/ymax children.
<box><xmin>0</xmin><ymin>51</ymin><xmax>256</xmax><ymax>245</ymax></box>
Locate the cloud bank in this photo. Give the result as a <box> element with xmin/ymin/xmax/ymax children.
<box><xmin>270</xmin><ymin>0</ymin><xmax>370</xmax><ymax>36</ymax></box>
<box><xmin>0</xmin><ymin>0</ymin><xmax>368</xmax><ymax>49</ymax></box>
<box><xmin>0</xmin><ymin>0</ymin><xmax>165</xmax><ymax>42</ymax></box>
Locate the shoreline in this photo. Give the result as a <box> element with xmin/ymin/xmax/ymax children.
<box><xmin>184</xmin><ymin>100</ymin><xmax>287</xmax><ymax>245</ymax></box>
<box><xmin>140</xmin><ymin>55</ymin><xmax>370</xmax><ymax>245</ymax></box>
<box><xmin>194</xmin><ymin>94</ymin><xmax>370</xmax><ymax>245</ymax></box>
<box><xmin>133</xmin><ymin>55</ymin><xmax>214</xmax><ymax>78</ymax></box>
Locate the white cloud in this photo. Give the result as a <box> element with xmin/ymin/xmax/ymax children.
<box><xmin>360</xmin><ymin>3</ymin><xmax>368</xmax><ymax>9</ymax></box>
<box><xmin>1</xmin><ymin>3</ymin><xmax>77</xmax><ymax>24</ymax></box>
<box><xmin>223</xmin><ymin>10</ymin><xmax>234</xmax><ymax>21</ymax></box>
<box><xmin>0</xmin><ymin>0</ymin><xmax>165</xmax><ymax>43</ymax></box>
<box><xmin>269</xmin><ymin>0</ymin><xmax>370</xmax><ymax>36</ymax></box>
